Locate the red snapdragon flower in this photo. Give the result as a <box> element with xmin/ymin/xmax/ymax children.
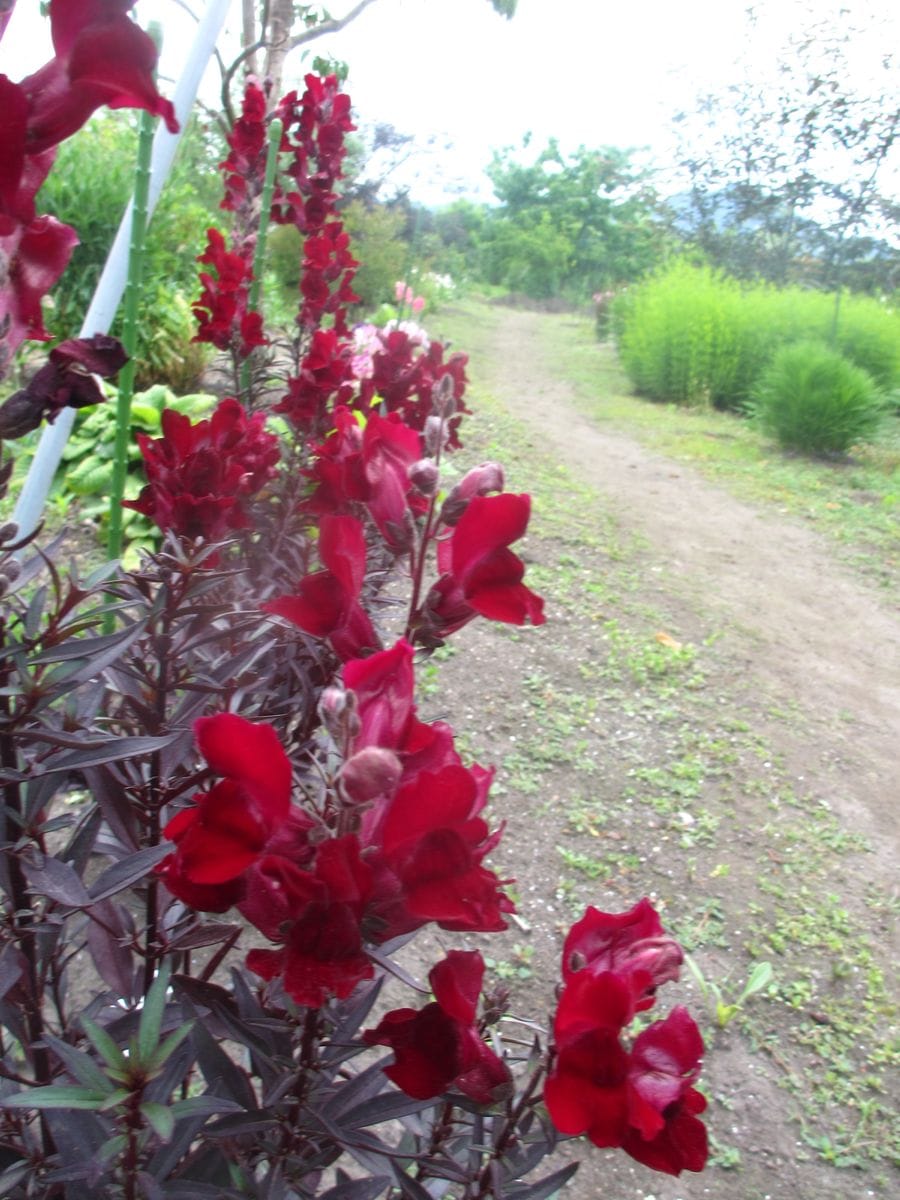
<box><xmin>124</xmin><ymin>397</ymin><xmax>280</xmax><ymax>544</ymax></box>
<box><xmin>19</xmin><ymin>0</ymin><xmax>178</xmax><ymax>155</ymax></box>
<box><xmin>263</xmin><ymin>513</ymin><xmax>380</xmax><ymax>662</ymax></box>
<box><xmin>0</xmin><ymin>2</ymin><xmax>177</xmax><ymax>365</ymax></box>
<box><xmin>376</xmin><ymin>763</ymin><xmax>511</xmax><ymax>933</ymax></box>
<box><xmin>245</xmin><ymin>835</ymin><xmax>375</xmax><ymax>1007</ymax></box>
<box><xmin>157</xmin><ymin>713</ymin><xmax>292</xmax><ymax>911</ymax></box>
<box><xmin>562</xmin><ymin>898</ymin><xmax>684</xmax><ymax>1010</ymax></box>
<box><xmin>364</xmin><ymin>950</ymin><xmax>510</xmax><ymax>1103</ymax></box>
<box><xmin>0</xmin><ymin>332</ymin><xmax>126</xmax><ymax>438</ymax></box>
<box><xmin>622</xmin><ymin>1007</ymin><xmax>708</xmax><ymax>1174</ymax></box>
<box><xmin>343</xmin><ymin>639</ymin><xmax>458</xmax><ymax>781</ymax></box>
<box><xmin>423</xmin><ymin>493</ymin><xmax>545</xmax><ymax>637</ymax></box>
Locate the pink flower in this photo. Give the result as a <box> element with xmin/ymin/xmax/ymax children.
<box><xmin>411</xmin><ymin>295</ymin><xmax>425</xmax><ymax>314</ymax></box>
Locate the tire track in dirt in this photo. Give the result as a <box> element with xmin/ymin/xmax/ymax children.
<box><xmin>481</xmin><ymin>307</ymin><xmax>899</xmax><ymax>873</ymax></box>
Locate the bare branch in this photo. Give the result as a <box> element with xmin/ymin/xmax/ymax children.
<box><xmin>286</xmin><ymin>0</ymin><xmax>379</xmax><ymax>52</ymax></box>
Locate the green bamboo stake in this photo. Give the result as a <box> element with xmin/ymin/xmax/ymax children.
<box><xmin>240</xmin><ymin>117</ymin><xmax>283</xmax><ymax>401</ymax></box>
<box><xmin>106</xmin><ymin>99</ymin><xmax>158</xmax><ymax>567</ymax></box>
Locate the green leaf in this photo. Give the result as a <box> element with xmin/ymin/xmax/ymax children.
<box><xmin>2</xmin><ymin>1085</ymin><xmax>108</xmax><ymax>1110</ymax></box>
<box><xmin>738</xmin><ymin>960</ymin><xmax>774</xmax><ymax>1005</ymax></box>
<box><xmin>41</xmin><ymin>1033</ymin><xmax>115</xmax><ymax>1094</ymax></box>
<box><xmin>81</xmin><ymin>1016</ymin><xmax>127</xmax><ymax>1073</ymax></box>
<box><xmin>716</xmin><ymin>1002</ymin><xmax>739</xmax><ymax>1027</ymax></box>
<box><xmin>148</xmin><ymin>1020</ymin><xmax>194</xmax><ymax>1072</ymax></box>
<box><xmin>141</xmin><ymin>1101</ymin><xmax>174</xmax><ymax>1142</ymax></box>
<box><xmin>137</xmin><ymin>961</ymin><xmax>172</xmax><ymax>1066</ymax></box>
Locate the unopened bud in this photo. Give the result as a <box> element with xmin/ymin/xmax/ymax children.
<box><xmin>424</xmin><ymin>414</ymin><xmax>446</xmax><ymax>456</ymax></box>
<box><xmin>0</xmin><ymin>521</ymin><xmax>19</xmax><ymax>545</ymax></box>
<box><xmin>433</xmin><ymin>372</ymin><xmax>457</xmax><ymax>418</ymax></box>
<box><xmin>439</xmin><ymin>462</ymin><xmax>505</xmax><ymax>526</ymax></box>
<box><xmin>0</xmin><ymin>558</ymin><xmax>21</xmax><ymax>585</ymax></box>
<box><xmin>318</xmin><ymin>685</ymin><xmax>360</xmax><ymax>742</ymax></box>
<box><xmin>408</xmin><ymin>458</ymin><xmax>440</xmax><ymax>496</ymax></box>
<box><xmin>339</xmin><ymin>746</ymin><xmax>402</xmax><ymax>804</ymax></box>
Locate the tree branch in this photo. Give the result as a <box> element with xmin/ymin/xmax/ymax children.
<box><xmin>286</xmin><ymin>0</ymin><xmax>379</xmax><ymax>52</ymax></box>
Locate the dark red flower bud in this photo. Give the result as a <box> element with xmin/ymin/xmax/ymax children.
<box><xmin>440</xmin><ymin>462</ymin><xmax>505</xmax><ymax>526</ymax></box>
<box><xmin>408</xmin><ymin>458</ymin><xmax>439</xmax><ymax>496</ymax></box>
<box><xmin>339</xmin><ymin>747</ymin><xmax>402</xmax><ymax>804</ymax></box>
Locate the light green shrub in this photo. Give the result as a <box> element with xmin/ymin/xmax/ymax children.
<box><xmin>618</xmin><ymin>262</ymin><xmax>900</xmax><ymax>411</ymax></box>
<box><xmin>749</xmin><ymin>340</ymin><xmax>885</xmax><ymax>455</ymax></box>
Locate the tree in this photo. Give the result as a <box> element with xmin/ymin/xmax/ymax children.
<box><xmin>480</xmin><ymin>139</ymin><xmax>665</xmax><ymax>298</ymax></box>
<box><xmin>672</xmin><ymin>1</ymin><xmax>900</xmax><ymax>292</ymax></box>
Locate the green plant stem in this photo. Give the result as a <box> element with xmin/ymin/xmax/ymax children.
<box><xmin>239</xmin><ymin>117</ymin><xmax>283</xmax><ymax>402</ymax></box>
<box><xmin>106</xmin><ymin>106</ymin><xmax>156</xmax><ymax>584</ymax></box>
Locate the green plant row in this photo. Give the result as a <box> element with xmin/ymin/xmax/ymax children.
<box><xmin>615</xmin><ymin>261</ymin><xmax>900</xmax><ymax>411</ymax></box>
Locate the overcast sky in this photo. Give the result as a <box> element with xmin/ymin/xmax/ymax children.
<box><xmin>2</xmin><ymin>0</ymin><xmax>897</xmax><ymax>206</ymax></box>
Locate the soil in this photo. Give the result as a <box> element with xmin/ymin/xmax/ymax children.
<box><xmin>421</xmin><ymin>307</ymin><xmax>899</xmax><ymax>1200</ymax></box>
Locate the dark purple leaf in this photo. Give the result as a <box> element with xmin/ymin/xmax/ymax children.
<box><xmin>88</xmin><ymin>843</ymin><xmax>170</xmax><ymax>903</ymax></box>
<box><xmin>40</xmin><ymin>733</ymin><xmax>181</xmax><ymax>776</ymax></box>
<box><xmin>0</xmin><ymin>943</ymin><xmax>24</xmax><ymax>999</ymax></box>
<box><xmin>28</xmin><ymin>622</ymin><xmax>146</xmax><ymax>666</ymax></box>
<box><xmin>22</xmin><ymin>852</ymin><xmax>91</xmax><ymax>907</ymax></box>
<box><xmin>86</xmin><ymin>899</ymin><xmax>135</xmax><ymax>999</ymax></box>
<box><xmin>82</xmin><ymin>765</ymin><xmax>140</xmax><ymax>850</ymax></box>
<box><xmin>319</xmin><ymin>1177</ymin><xmax>390</xmax><ymax>1200</ymax></box>
<box><xmin>390</xmin><ymin>1163</ymin><xmax>432</xmax><ymax>1200</ymax></box>
<box><xmin>342</xmin><ymin>1091</ymin><xmax>434</xmax><ymax>1130</ymax></box>
<box><xmin>506</xmin><ymin>1162</ymin><xmax>579</xmax><ymax>1200</ymax></box>
<box><xmin>168</xmin><ymin>922</ymin><xmax>241</xmax><ymax>951</ymax></box>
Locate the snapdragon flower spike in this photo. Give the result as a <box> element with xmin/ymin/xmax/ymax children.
<box><xmin>220</xmin><ymin>79</ymin><xmax>268</xmax><ymax>215</ymax></box>
<box><xmin>125</xmin><ymin>396</ymin><xmax>280</xmax><ymax>545</ymax></box>
<box><xmin>157</xmin><ymin>713</ymin><xmax>292</xmax><ymax>910</ymax></box>
<box><xmin>364</xmin><ymin>950</ymin><xmax>510</xmax><ymax>1103</ymax></box>
<box><xmin>422</xmin><ymin>493</ymin><xmax>545</xmax><ymax>639</ymax></box>
<box><xmin>544</xmin><ymin>905</ymin><xmax>708</xmax><ymax>1176</ymax></box>
<box><xmin>263</xmin><ymin>513</ymin><xmax>380</xmax><ymax>662</ymax></box>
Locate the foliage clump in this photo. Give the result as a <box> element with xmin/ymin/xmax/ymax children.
<box><xmin>749</xmin><ymin>340</ymin><xmax>885</xmax><ymax>456</ymax></box>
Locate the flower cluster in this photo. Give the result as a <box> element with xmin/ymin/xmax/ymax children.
<box><xmin>123</xmin><ymin>396</ymin><xmax>280</xmax><ymax>543</ymax></box>
<box><xmin>158</xmin><ymin>641</ymin><xmax>513</xmax><ymax>1006</ymax></box>
<box><xmin>0</xmin><ymin>0</ymin><xmax>177</xmax><ymax>369</ymax></box>
<box><xmin>394</xmin><ymin>278</ymin><xmax>425</xmax><ymax>314</ymax></box>
<box><xmin>544</xmin><ymin>900</ymin><xmax>708</xmax><ymax>1176</ymax></box>
<box><xmin>192</xmin><ymin>227</ymin><xmax>266</xmax><ymax>357</ymax></box>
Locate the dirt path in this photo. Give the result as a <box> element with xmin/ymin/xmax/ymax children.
<box><xmin>485</xmin><ymin>307</ymin><xmax>899</xmax><ymax>866</ymax></box>
<box><xmin>428</xmin><ymin>304</ymin><xmax>899</xmax><ymax>1200</ymax></box>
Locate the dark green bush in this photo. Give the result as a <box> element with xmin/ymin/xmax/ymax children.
<box><xmin>749</xmin><ymin>340</ymin><xmax>885</xmax><ymax>455</ymax></box>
